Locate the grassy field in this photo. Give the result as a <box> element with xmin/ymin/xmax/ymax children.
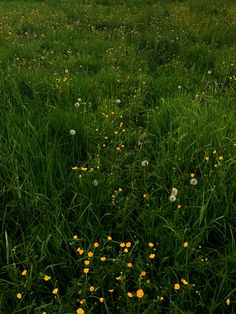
<box><xmin>0</xmin><ymin>0</ymin><xmax>236</xmax><ymax>313</ymax></box>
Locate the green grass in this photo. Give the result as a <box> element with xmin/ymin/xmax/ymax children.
<box><xmin>0</xmin><ymin>0</ymin><xmax>236</xmax><ymax>313</ymax></box>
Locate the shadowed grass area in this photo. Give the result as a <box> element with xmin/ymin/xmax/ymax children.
<box><xmin>0</xmin><ymin>0</ymin><xmax>236</xmax><ymax>313</ymax></box>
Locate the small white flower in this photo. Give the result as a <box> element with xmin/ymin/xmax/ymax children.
<box><xmin>190</xmin><ymin>178</ymin><xmax>198</xmax><ymax>186</ymax></box>
<box><xmin>141</xmin><ymin>160</ymin><xmax>149</xmax><ymax>167</ymax></box>
<box><xmin>74</xmin><ymin>102</ymin><xmax>80</xmax><ymax>107</ymax></box>
<box><xmin>116</xmin><ymin>99</ymin><xmax>121</xmax><ymax>104</ymax></box>
<box><xmin>207</xmin><ymin>70</ymin><xmax>212</xmax><ymax>74</ymax></box>
<box><xmin>178</xmin><ymin>85</ymin><xmax>182</xmax><ymax>89</ymax></box>
<box><xmin>171</xmin><ymin>188</ymin><xmax>178</xmax><ymax>196</ymax></box>
<box><xmin>65</xmin><ymin>69</ymin><xmax>69</xmax><ymax>74</ymax></box>
<box><xmin>69</xmin><ymin>129</ymin><xmax>76</xmax><ymax>135</ymax></box>
<box><xmin>169</xmin><ymin>195</ymin><xmax>176</xmax><ymax>202</ymax></box>
<box><xmin>77</xmin><ymin>98</ymin><xmax>82</xmax><ymax>102</ymax></box>
<box><xmin>93</xmin><ymin>179</ymin><xmax>99</xmax><ymax>186</ymax></box>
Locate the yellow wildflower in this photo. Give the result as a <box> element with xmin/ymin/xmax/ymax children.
<box><xmin>136</xmin><ymin>289</ymin><xmax>144</xmax><ymax>298</ymax></box>
<box><xmin>127</xmin><ymin>292</ymin><xmax>133</xmax><ymax>298</ymax></box>
<box><xmin>99</xmin><ymin>297</ymin><xmax>104</xmax><ymax>303</ymax></box>
<box><xmin>100</xmin><ymin>256</ymin><xmax>106</xmax><ymax>262</ymax></box>
<box><xmin>16</xmin><ymin>293</ymin><xmax>22</xmax><ymax>299</ymax></box>
<box><xmin>93</xmin><ymin>242</ymin><xmax>99</xmax><ymax>248</ymax></box>
<box><xmin>126</xmin><ymin>242</ymin><xmax>132</xmax><ymax>248</ymax></box>
<box><xmin>148</xmin><ymin>242</ymin><xmax>154</xmax><ymax>248</ymax></box>
<box><xmin>107</xmin><ymin>236</ymin><xmax>112</xmax><ymax>241</ymax></box>
<box><xmin>52</xmin><ymin>288</ymin><xmax>58</xmax><ymax>295</ymax></box>
<box><xmin>226</xmin><ymin>298</ymin><xmax>230</xmax><ymax>306</ymax></box>
<box><xmin>21</xmin><ymin>270</ymin><xmax>27</xmax><ymax>276</ymax></box>
<box><xmin>87</xmin><ymin>251</ymin><xmax>93</xmax><ymax>258</ymax></box>
<box><xmin>140</xmin><ymin>271</ymin><xmax>147</xmax><ymax>277</ymax></box>
<box><xmin>77</xmin><ymin>308</ymin><xmax>84</xmax><ymax>314</ymax></box>
<box><xmin>149</xmin><ymin>253</ymin><xmax>155</xmax><ymax>259</ymax></box>
<box><xmin>89</xmin><ymin>286</ymin><xmax>95</xmax><ymax>292</ymax></box>
<box><xmin>174</xmin><ymin>283</ymin><xmax>180</xmax><ymax>290</ymax></box>
<box><xmin>127</xmin><ymin>262</ymin><xmax>133</xmax><ymax>268</ymax></box>
<box><xmin>83</xmin><ymin>268</ymin><xmax>90</xmax><ymax>274</ymax></box>
<box><xmin>43</xmin><ymin>275</ymin><xmax>51</xmax><ymax>282</ymax></box>
<box><xmin>183</xmin><ymin>242</ymin><xmax>189</xmax><ymax>248</ymax></box>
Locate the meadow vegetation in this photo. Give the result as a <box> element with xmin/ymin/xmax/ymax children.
<box><xmin>0</xmin><ymin>0</ymin><xmax>236</xmax><ymax>313</ymax></box>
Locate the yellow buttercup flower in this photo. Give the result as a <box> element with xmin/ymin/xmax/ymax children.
<box><xmin>127</xmin><ymin>292</ymin><xmax>133</xmax><ymax>298</ymax></box>
<box><xmin>52</xmin><ymin>288</ymin><xmax>58</xmax><ymax>295</ymax></box>
<box><xmin>174</xmin><ymin>283</ymin><xmax>180</xmax><ymax>290</ymax></box>
<box><xmin>149</xmin><ymin>253</ymin><xmax>155</xmax><ymax>259</ymax></box>
<box><xmin>83</xmin><ymin>268</ymin><xmax>90</xmax><ymax>274</ymax></box>
<box><xmin>226</xmin><ymin>298</ymin><xmax>230</xmax><ymax>306</ymax></box>
<box><xmin>16</xmin><ymin>293</ymin><xmax>22</xmax><ymax>299</ymax></box>
<box><xmin>100</xmin><ymin>256</ymin><xmax>106</xmax><ymax>262</ymax></box>
<box><xmin>183</xmin><ymin>242</ymin><xmax>189</xmax><ymax>248</ymax></box>
<box><xmin>136</xmin><ymin>289</ymin><xmax>144</xmax><ymax>298</ymax></box>
<box><xmin>21</xmin><ymin>269</ymin><xmax>27</xmax><ymax>276</ymax></box>
<box><xmin>87</xmin><ymin>251</ymin><xmax>93</xmax><ymax>258</ymax></box>
<box><xmin>89</xmin><ymin>286</ymin><xmax>95</xmax><ymax>292</ymax></box>
<box><xmin>77</xmin><ymin>308</ymin><xmax>85</xmax><ymax>314</ymax></box>
<box><xmin>93</xmin><ymin>242</ymin><xmax>99</xmax><ymax>248</ymax></box>
<box><xmin>43</xmin><ymin>275</ymin><xmax>51</xmax><ymax>282</ymax></box>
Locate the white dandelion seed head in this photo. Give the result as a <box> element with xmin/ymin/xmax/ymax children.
<box><xmin>92</xmin><ymin>179</ymin><xmax>99</xmax><ymax>186</ymax></box>
<box><xmin>169</xmin><ymin>194</ymin><xmax>176</xmax><ymax>202</ymax></box>
<box><xmin>116</xmin><ymin>99</ymin><xmax>121</xmax><ymax>104</ymax></box>
<box><xmin>171</xmin><ymin>188</ymin><xmax>178</xmax><ymax>196</ymax></box>
<box><xmin>69</xmin><ymin>129</ymin><xmax>76</xmax><ymax>135</ymax></box>
<box><xmin>141</xmin><ymin>160</ymin><xmax>149</xmax><ymax>167</ymax></box>
<box><xmin>74</xmin><ymin>102</ymin><xmax>80</xmax><ymax>107</ymax></box>
<box><xmin>190</xmin><ymin>178</ymin><xmax>198</xmax><ymax>186</ymax></box>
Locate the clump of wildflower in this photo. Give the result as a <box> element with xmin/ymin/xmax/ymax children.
<box><xmin>69</xmin><ymin>129</ymin><xmax>76</xmax><ymax>135</ymax></box>
<box><xmin>190</xmin><ymin>178</ymin><xmax>198</xmax><ymax>186</ymax></box>
<box><xmin>136</xmin><ymin>289</ymin><xmax>144</xmax><ymax>298</ymax></box>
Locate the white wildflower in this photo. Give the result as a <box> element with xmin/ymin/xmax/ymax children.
<box><xmin>93</xmin><ymin>179</ymin><xmax>99</xmax><ymax>186</ymax></box>
<box><xmin>171</xmin><ymin>188</ymin><xmax>178</xmax><ymax>196</ymax></box>
<box><xmin>169</xmin><ymin>195</ymin><xmax>176</xmax><ymax>202</ymax></box>
<box><xmin>141</xmin><ymin>160</ymin><xmax>149</xmax><ymax>167</ymax></box>
<box><xmin>69</xmin><ymin>129</ymin><xmax>76</xmax><ymax>135</ymax></box>
<box><xmin>190</xmin><ymin>178</ymin><xmax>198</xmax><ymax>186</ymax></box>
